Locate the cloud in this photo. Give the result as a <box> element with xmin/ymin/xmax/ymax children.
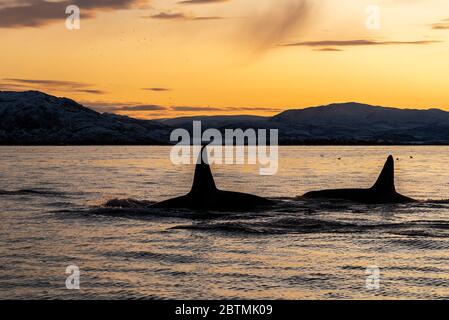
<box><xmin>84</xmin><ymin>101</ymin><xmax>282</xmax><ymax>116</ymax></box>
<box><xmin>170</xmin><ymin>105</ymin><xmax>283</xmax><ymax>113</ymax></box>
<box><xmin>145</xmin><ymin>11</ymin><xmax>223</xmax><ymax>20</ymax></box>
<box><xmin>78</xmin><ymin>89</ymin><xmax>106</xmax><ymax>94</ymax></box>
<box><xmin>4</xmin><ymin>78</ymin><xmax>84</xmax><ymax>86</ymax></box>
<box><xmin>282</xmin><ymin>39</ymin><xmax>441</xmax><ymax>47</ymax></box>
<box><xmin>236</xmin><ymin>106</ymin><xmax>283</xmax><ymax>112</ymax></box>
<box><xmin>119</xmin><ymin>105</ymin><xmax>166</xmax><ymax>111</ymax></box>
<box><xmin>313</xmin><ymin>47</ymin><xmax>343</xmax><ymax>52</ymax></box>
<box><xmin>142</xmin><ymin>87</ymin><xmax>172</xmax><ymax>92</ymax></box>
<box><xmin>83</xmin><ymin>101</ymin><xmax>166</xmax><ymax>113</ymax></box>
<box><xmin>178</xmin><ymin>0</ymin><xmax>229</xmax><ymax>4</ymax></box>
<box><xmin>82</xmin><ymin>102</ymin><xmax>122</xmax><ymax>113</ymax></box>
<box><xmin>171</xmin><ymin>106</ymin><xmax>223</xmax><ymax>112</ymax></box>
<box><xmin>238</xmin><ymin>0</ymin><xmax>312</xmax><ymax>55</ymax></box>
<box><xmin>431</xmin><ymin>19</ymin><xmax>449</xmax><ymax>30</ymax></box>
<box><xmin>191</xmin><ymin>15</ymin><xmax>224</xmax><ymax>20</ymax></box>
<box><xmin>148</xmin><ymin>12</ymin><xmax>186</xmax><ymax>19</ymax></box>
<box><xmin>0</xmin><ymin>82</ymin><xmax>33</xmax><ymax>91</ymax></box>
<box><xmin>2</xmin><ymin>78</ymin><xmax>106</xmax><ymax>94</ymax></box>
<box><xmin>0</xmin><ymin>0</ymin><xmax>146</xmax><ymax>28</ymax></box>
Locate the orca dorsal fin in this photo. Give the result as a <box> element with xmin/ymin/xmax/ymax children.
<box><xmin>371</xmin><ymin>155</ymin><xmax>396</xmax><ymax>193</ymax></box>
<box><xmin>190</xmin><ymin>145</ymin><xmax>217</xmax><ymax>195</ymax></box>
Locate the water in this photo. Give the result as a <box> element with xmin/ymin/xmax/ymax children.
<box><xmin>1</xmin><ymin>146</ymin><xmax>449</xmax><ymax>299</ymax></box>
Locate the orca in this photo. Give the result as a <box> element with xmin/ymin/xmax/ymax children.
<box><xmin>152</xmin><ymin>146</ymin><xmax>274</xmax><ymax>211</ymax></box>
<box><xmin>302</xmin><ymin>155</ymin><xmax>416</xmax><ymax>204</ymax></box>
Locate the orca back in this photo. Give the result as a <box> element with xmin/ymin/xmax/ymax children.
<box><xmin>189</xmin><ymin>145</ymin><xmax>217</xmax><ymax>196</ymax></box>
<box><xmin>370</xmin><ymin>155</ymin><xmax>396</xmax><ymax>194</ymax></box>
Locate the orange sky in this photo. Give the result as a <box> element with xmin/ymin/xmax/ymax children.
<box><xmin>1</xmin><ymin>0</ymin><xmax>448</xmax><ymax>118</ymax></box>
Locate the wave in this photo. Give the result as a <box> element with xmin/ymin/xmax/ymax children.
<box><xmin>0</xmin><ymin>188</ymin><xmax>65</xmax><ymax>197</ymax></box>
<box><xmin>76</xmin><ymin>197</ymin><xmax>449</xmax><ymax>238</ymax></box>
<box><xmin>102</xmin><ymin>250</ymin><xmax>200</xmax><ymax>264</ymax></box>
<box><xmin>171</xmin><ymin>216</ymin><xmax>449</xmax><ymax>238</ymax></box>
<box><xmin>104</xmin><ymin>198</ymin><xmax>154</xmax><ymax>208</ymax></box>
<box><xmin>171</xmin><ymin>218</ymin><xmax>373</xmax><ymax>235</ymax></box>
<box><xmin>89</xmin><ymin>198</ymin><xmax>245</xmax><ymax>220</ymax></box>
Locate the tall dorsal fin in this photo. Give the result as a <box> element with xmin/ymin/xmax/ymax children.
<box><xmin>371</xmin><ymin>155</ymin><xmax>396</xmax><ymax>193</ymax></box>
<box><xmin>190</xmin><ymin>145</ymin><xmax>217</xmax><ymax>195</ymax></box>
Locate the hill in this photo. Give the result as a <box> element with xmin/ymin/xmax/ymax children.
<box><xmin>2</xmin><ymin>91</ymin><xmax>449</xmax><ymax>145</ymax></box>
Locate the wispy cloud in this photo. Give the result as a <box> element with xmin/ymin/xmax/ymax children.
<box><xmin>120</xmin><ymin>105</ymin><xmax>166</xmax><ymax>111</ymax></box>
<box><xmin>0</xmin><ymin>83</ymin><xmax>30</xmax><ymax>91</ymax></box>
<box><xmin>431</xmin><ymin>19</ymin><xmax>449</xmax><ymax>30</ymax></box>
<box><xmin>2</xmin><ymin>78</ymin><xmax>106</xmax><ymax>94</ymax></box>
<box><xmin>84</xmin><ymin>101</ymin><xmax>282</xmax><ymax>116</ymax></box>
<box><xmin>237</xmin><ymin>0</ymin><xmax>312</xmax><ymax>55</ymax></box>
<box><xmin>0</xmin><ymin>0</ymin><xmax>147</xmax><ymax>28</ymax></box>
<box><xmin>170</xmin><ymin>105</ymin><xmax>283</xmax><ymax>113</ymax></box>
<box><xmin>171</xmin><ymin>106</ymin><xmax>223</xmax><ymax>112</ymax></box>
<box><xmin>83</xmin><ymin>101</ymin><xmax>167</xmax><ymax>113</ymax></box>
<box><xmin>178</xmin><ymin>0</ymin><xmax>230</xmax><ymax>4</ymax></box>
<box><xmin>147</xmin><ymin>12</ymin><xmax>186</xmax><ymax>19</ymax></box>
<box><xmin>142</xmin><ymin>87</ymin><xmax>172</xmax><ymax>92</ymax></box>
<box><xmin>282</xmin><ymin>39</ymin><xmax>441</xmax><ymax>47</ymax></box>
<box><xmin>145</xmin><ymin>11</ymin><xmax>223</xmax><ymax>20</ymax></box>
<box><xmin>76</xmin><ymin>89</ymin><xmax>106</xmax><ymax>94</ymax></box>
<box><xmin>313</xmin><ymin>47</ymin><xmax>343</xmax><ymax>52</ymax></box>
<box><xmin>236</xmin><ymin>106</ymin><xmax>283</xmax><ymax>112</ymax></box>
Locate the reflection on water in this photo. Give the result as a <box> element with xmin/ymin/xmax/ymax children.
<box><xmin>1</xmin><ymin>146</ymin><xmax>449</xmax><ymax>299</ymax></box>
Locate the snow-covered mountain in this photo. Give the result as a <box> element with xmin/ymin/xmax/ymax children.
<box><xmin>0</xmin><ymin>91</ymin><xmax>170</xmax><ymax>144</ymax></box>
<box><xmin>268</xmin><ymin>102</ymin><xmax>449</xmax><ymax>144</ymax></box>
<box><xmin>163</xmin><ymin>102</ymin><xmax>449</xmax><ymax>144</ymax></box>
<box><xmin>2</xmin><ymin>91</ymin><xmax>449</xmax><ymax>145</ymax></box>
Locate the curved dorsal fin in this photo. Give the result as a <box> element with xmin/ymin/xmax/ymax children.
<box><xmin>190</xmin><ymin>145</ymin><xmax>217</xmax><ymax>195</ymax></box>
<box><xmin>371</xmin><ymin>155</ymin><xmax>396</xmax><ymax>193</ymax></box>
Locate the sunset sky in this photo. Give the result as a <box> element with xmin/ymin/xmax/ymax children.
<box><xmin>1</xmin><ymin>0</ymin><xmax>448</xmax><ymax>118</ymax></box>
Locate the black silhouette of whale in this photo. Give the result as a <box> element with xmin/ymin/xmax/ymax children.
<box><xmin>152</xmin><ymin>146</ymin><xmax>273</xmax><ymax>210</ymax></box>
<box><xmin>303</xmin><ymin>155</ymin><xmax>416</xmax><ymax>204</ymax></box>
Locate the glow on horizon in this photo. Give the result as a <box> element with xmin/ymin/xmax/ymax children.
<box><xmin>0</xmin><ymin>0</ymin><xmax>448</xmax><ymax>119</ymax></box>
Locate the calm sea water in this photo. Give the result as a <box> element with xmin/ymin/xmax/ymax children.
<box><xmin>1</xmin><ymin>146</ymin><xmax>449</xmax><ymax>299</ymax></box>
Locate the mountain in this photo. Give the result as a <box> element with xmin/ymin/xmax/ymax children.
<box><xmin>0</xmin><ymin>91</ymin><xmax>170</xmax><ymax>145</ymax></box>
<box><xmin>1</xmin><ymin>91</ymin><xmax>449</xmax><ymax>145</ymax></box>
<box><xmin>273</xmin><ymin>102</ymin><xmax>449</xmax><ymax>125</ymax></box>
<box><xmin>162</xmin><ymin>102</ymin><xmax>449</xmax><ymax>144</ymax></box>
<box><xmin>269</xmin><ymin>102</ymin><xmax>449</xmax><ymax>144</ymax></box>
